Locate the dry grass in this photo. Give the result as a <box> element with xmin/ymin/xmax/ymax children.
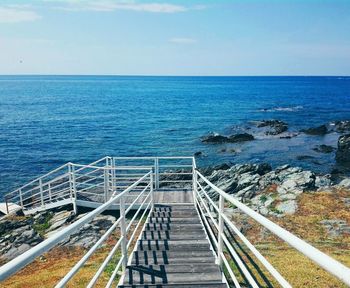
<box><xmin>0</xmin><ymin>218</ymin><xmax>145</xmax><ymax>288</ymax></box>
<box><xmin>226</xmin><ymin>188</ymin><xmax>350</xmax><ymax>287</ymax></box>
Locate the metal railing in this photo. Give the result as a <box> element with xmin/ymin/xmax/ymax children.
<box><xmin>2</xmin><ymin>155</ymin><xmax>350</xmax><ymax>287</ymax></box>
<box><xmin>4</xmin><ymin>156</ymin><xmax>194</xmax><ymax>214</ymax></box>
<box><xmin>194</xmin><ymin>170</ymin><xmax>350</xmax><ymax>287</ymax></box>
<box><xmin>0</xmin><ymin>169</ymin><xmax>154</xmax><ymax>286</ymax></box>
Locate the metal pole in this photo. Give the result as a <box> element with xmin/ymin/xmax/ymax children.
<box><xmin>39</xmin><ymin>179</ymin><xmax>44</xmax><ymax>207</ymax></box>
<box><xmin>48</xmin><ymin>184</ymin><xmax>52</xmax><ymax>201</ymax></box>
<box><xmin>5</xmin><ymin>197</ymin><xmax>9</xmax><ymax>214</ymax></box>
<box><xmin>104</xmin><ymin>168</ymin><xmax>109</xmax><ymax>203</ymax></box>
<box><xmin>19</xmin><ymin>189</ymin><xmax>23</xmax><ymax>209</ymax></box>
<box><xmin>68</xmin><ymin>164</ymin><xmax>73</xmax><ymax>201</ymax></box>
<box><xmin>112</xmin><ymin>158</ymin><xmax>116</xmax><ymax>194</ymax></box>
<box><xmin>71</xmin><ymin>165</ymin><xmax>77</xmax><ymax>214</ymax></box>
<box><xmin>192</xmin><ymin>158</ymin><xmax>197</xmax><ymax>205</ymax></box>
<box><xmin>155</xmin><ymin>157</ymin><xmax>159</xmax><ymax>190</ymax></box>
<box><xmin>217</xmin><ymin>194</ymin><xmax>224</xmax><ymax>266</ymax></box>
<box><xmin>120</xmin><ymin>195</ymin><xmax>128</xmax><ymax>271</ymax></box>
<box><xmin>150</xmin><ymin>171</ymin><xmax>154</xmax><ymax>209</ymax></box>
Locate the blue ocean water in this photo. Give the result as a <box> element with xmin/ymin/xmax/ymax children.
<box><xmin>1</xmin><ymin>76</ymin><xmax>350</xmax><ymax>197</ymax></box>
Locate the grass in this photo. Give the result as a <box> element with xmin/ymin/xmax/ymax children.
<box><xmin>32</xmin><ymin>213</ymin><xmax>53</xmax><ymax>237</ymax></box>
<box><xmin>0</xmin><ymin>215</ymin><xmax>146</xmax><ymax>288</ymax></box>
<box><xmin>225</xmin><ymin>188</ymin><xmax>350</xmax><ymax>287</ymax></box>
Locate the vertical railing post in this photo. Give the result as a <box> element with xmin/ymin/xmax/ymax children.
<box><xmin>150</xmin><ymin>170</ymin><xmax>154</xmax><ymax>209</ymax></box>
<box><xmin>104</xmin><ymin>168</ymin><xmax>109</xmax><ymax>203</ymax></box>
<box><xmin>39</xmin><ymin>178</ymin><xmax>44</xmax><ymax>207</ymax></box>
<box><xmin>48</xmin><ymin>183</ymin><xmax>52</xmax><ymax>201</ymax></box>
<box><xmin>19</xmin><ymin>188</ymin><xmax>23</xmax><ymax>209</ymax></box>
<box><xmin>155</xmin><ymin>157</ymin><xmax>159</xmax><ymax>190</ymax></box>
<box><xmin>112</xmin><ymin>157</ymin><xmax>116</xmax><ymax>194</ymax></box>
<box><xmin>217</xmin><ymin>194</ymin><xmax>224</xmax><ymax>266</ymax></box>
<box><xmin>68</xmin><ymin>163</ymin><xmax>73</xmax><ymax>201</ymax></box>
<box><xmin>5</xmin><ymin>196</ymin><xmax>9</xmax><ymax>215</ymax></box>
<box><xmin>120</xmin><ymin>195</ymin><xmax>128</xmax><ymax>271</ymax></box>
<box><xmin>192</xmin><ymin>158</ymin><xmax>197</xmax><ymax>204</ymax></box>
<box><xmin>71</xmin><ymin>165</ymin><xmax>78</xmax><ymax>214</ymax></box>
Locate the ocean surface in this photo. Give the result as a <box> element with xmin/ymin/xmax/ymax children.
<box><xmin>1</xmin><ymin>76</ymin><xmax>350</xmax><ymax>197</ymax></box>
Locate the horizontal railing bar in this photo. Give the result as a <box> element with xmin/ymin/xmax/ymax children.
<box><xmin>55</xmin><ymin>218</ymin><xmax>123</xmax><ymax>288</ymax></box>
<box><xmin>125</xmin><ymin>183</ymin><xmax>151</xmax><ymax>216</ymax></box>
<box><xmin>126</xmin><ymin>192</ymin><xmax>151</xmax><ymax>233</ymax></box>
<box><xmin>222</xmin><ymin>214</ymin><xmax>291</xmax><ymax>287</ymax></box>
<box><xmin>127</xmin><ymin>199</ymin><xmax>152</xmax><ymax>250</ymax></box>
<box><xmin>220</xmin><ymin>251</ymin><xmax>241</xmax><ymax>288</ymax></box>
<box><xmin>196</xmin><ymin>170</ymin><xmax>350</xmax><ymax>285</ymax></box>
<box><xmin>222</xmin><ymin>232</ymin><xmax>259</xmax><ymax>288</ymax></box>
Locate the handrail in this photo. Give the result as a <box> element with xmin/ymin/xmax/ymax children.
<box><xmin>0</xmin><ymin>170</ymin><xmax>152</xmax><ymax>281</ymax></box>
<box><xmin>195</xmin><ymin>170</ymin><xmax>350</xmax><ymax>286</ymax></box>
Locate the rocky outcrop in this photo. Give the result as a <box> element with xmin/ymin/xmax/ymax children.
<box><xmin>332</xmin><ymin>120</ymin><xmax>350</xmax><ymax>133</ymax></box>
<box><xmin>204</xmin><ymin>164</ymin><xmax>324</xmax><ymax>217</ymax></box>
<box><xmin>313</xmin><ymin>144</ymin><xmax>336</xmax><ymax>153</ymax></box>
<box><xmin>301</xmin><ymin>125</ymin><xmax>328</xmax><ymax>135</ymax></box>
<box><xmin>255</xmin><ymin>120</ymin><xmax>288</xmax><ymax>135</ymax></box>
<box><xmin>201</xmin><ymin>133</ymin><xmax>228</xmax><ymax>144</ymax></box>
<box><xmin>336</xmin><ymin>134</ymin><xmax>350</xmax><ymax>164</ymax></box>
<box><xmin>0</xmin><ymin>209</ymin><xmax>116</xmax><ymax>261</ymax></box>
<box><xmin>201</xmin><ymin>133</ymin><xmax>254</xmax><ymax>144</ymax></box>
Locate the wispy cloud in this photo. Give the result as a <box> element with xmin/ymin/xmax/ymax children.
<box><xmin>169</xmin><ymin>38</ymin><xmax>197</xmax><ymax>44</ymax></box>
<box><xmin>0</xmin><ymin>6</ymin><xmax>41</xmax><ymax>23</ymax></box>
<box><xmin>51</xmin><ymin>1</ymin><xmax>189</xmax><ymax>13</ymax></box>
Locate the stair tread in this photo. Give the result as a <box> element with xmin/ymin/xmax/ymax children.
<box><xmin>122</xmin><ymin>204</ymin><xmax>223</xmax><ymax>286</ymax></box>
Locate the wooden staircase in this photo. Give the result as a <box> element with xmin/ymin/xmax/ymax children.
<box><xmin>119</xmin><ymin>204</ymin><xmax>226</xmax><ymax>288</ymax></box>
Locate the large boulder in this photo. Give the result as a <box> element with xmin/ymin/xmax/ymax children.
<box><xmin>201</xmin><ymin>133</ymin><xmax>229</xmax><ymax>144</ymax></box>
<box><xmin>201</xmin><ymin>133</ymin><xmax>254</xmax><ymax>144</ymax></box>
<box><xmin>332</xmin><ymin>120</ymin><xmax>350</xmax><ymax>133</ymax></box>
<box><xmin>228</xmin><ymin>133</ymin><xmax>254</xmax><ymax>143</ymax></box>
<box><xmin>301</xmin><ymin>124</ymin><xmax>328</xmax><ymax>135</ymax></box>
<box><xmin>336</xmin><ymin>134</ymin><xmax>350</xmax><ymax>164</ymax></box>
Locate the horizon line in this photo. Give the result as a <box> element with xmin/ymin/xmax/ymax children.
<box><xmin>0</xmin><ymin>74</ymin><xmax>350</xmax><ymax>77</ymax></box>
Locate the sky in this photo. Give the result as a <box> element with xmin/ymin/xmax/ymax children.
<box><xmin>0</xmin><ymin>0</ymin><xmax>350</xmax><ymax>76</ymax></box>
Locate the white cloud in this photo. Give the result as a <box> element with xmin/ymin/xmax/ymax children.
<box><xmin>0</xmin><ymin>6</ymin><xmax>41</xmax><ymax>23</ymax></box>
<box><xmin>52</xmin><ymin>1</ymin><xmax>188</xmax><ymax>13</ymax></box>
<box><xmin>169</xmin><ymin>38</ymin><xmax>197</xmax><ymax>44</ymax></box>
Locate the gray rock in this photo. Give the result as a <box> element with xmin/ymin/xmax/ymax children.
<box><xmin>336</xmin><ymin>134</ymin><xmax>350</xmax><ymax>164</ymax></box>
<box><xmin>255</xmin><ymin>119</ymin><xmax>288</xmax><ymax>135</ymax></box>
<box><xmin>301</xmin><ymin>125</ymin><xmax>328</xmax><ymax>135</ymax></box>
<box><xmin>332</xmin><ymin>120</ymin><xmax>350</xmax><ymax>133</ymax></box>
<box><xmin>320</xmin><ymin>219</ymin><xmax>350</xmax><ymax>237</ymax></box>
<box><xmin>276</xmin><ymin>200</ymin><xmax>297</xmax><ymax>215</ymax></box>
<box><xmin>47</xmin><ymin>210</ymin><xmax>74</xmax><ymax>232</ymax></box>
<box><xmin>315</xmin><ymin>175</ymin><xmax>332</xmax><ymax>188</ymax></box>
<box><xmin>313</xmin><ymin>145</ymin><xmax>336</xmax><ymax>154</ymax></box>
<box><xmin>338</xmin><ymin>178</ymin><xmax>350</xmax><ymax>189</ymax></box>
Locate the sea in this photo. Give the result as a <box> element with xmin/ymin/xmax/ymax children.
<box><xmin>1</xmin><ymin>76</ymin><xmax>350</xmax><ymax>197</ymax></box>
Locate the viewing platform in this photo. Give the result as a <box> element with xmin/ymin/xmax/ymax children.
<box><xmin>0</xmin><ymin>156</ymin><xmax>350</xmax><ymax>287</ymax></box>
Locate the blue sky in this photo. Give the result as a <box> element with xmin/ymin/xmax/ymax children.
<box><xmin>1</xmin><ymin>0</ymin><xmax>350</xmax><ymax>75</ymax></box>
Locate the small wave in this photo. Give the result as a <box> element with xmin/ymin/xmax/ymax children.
<box><xmin>259</xmin><ymin>105</ymin><xmax>303</xmax><ymax>112</ymax></box>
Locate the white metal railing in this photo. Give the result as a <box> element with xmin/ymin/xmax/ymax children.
<box><xmin>194</xmin><ymin>170</ymin><xmax>350</xmax><ymax>287</ymax></box>
<box><xmin>3</xmin><ymin>155</ymin><xmax>350</xmax><ymax>287</ymax></box>
<box><xmin>0</xmin><ymin>170</ymin><xmax>154</xmax><ymax>286</ymax></box>
<box><xmin>4</xmin><ymin>156</ymin><xmax>194</xmax><ymax>214</ymax></box>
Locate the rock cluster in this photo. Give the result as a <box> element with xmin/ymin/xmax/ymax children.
<box><xmin>255</xmin><ymin>119</ymin><xmax>288</xmax><ymax>135</ymax></box>
<box><xmin>0</xmin><ymin>209</ymin><xmax>116</xmax><ymax>261</ymax></box>
<box><xmin>202</xmin><ymin>163</ymin><xmax>334</xmax><ymax>217</ymax></box>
